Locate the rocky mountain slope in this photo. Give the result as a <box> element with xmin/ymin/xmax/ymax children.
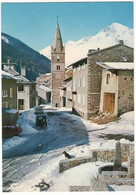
<box><xmin>2</xmin><ymin>33</ymin><xmax>51</xmax><ymax>81</ymax></box>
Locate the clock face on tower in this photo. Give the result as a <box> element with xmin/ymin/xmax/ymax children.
<box><xmin>57</xmin><ymin>56</ymin><xmax>60</xmax><ymax>62</ymax></box>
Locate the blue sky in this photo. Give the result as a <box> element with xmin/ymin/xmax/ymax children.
<box><xmin>1</xmin><ymin>1</ymin><xmax>133</xmax><ymax>51</ymax></box>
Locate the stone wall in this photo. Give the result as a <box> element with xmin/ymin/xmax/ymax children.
<box><xmin>92</xmin><ymin>149</ymin><xmax>115</xmax><ymax>162</ymax></box>
<box><xmin>91</xmin><ymin>143</ymin><xmax>134</xmax><ymax>163</ymax></box>
<box><xmin>128</xmin><ymin>144</ymin><xmax>134</xmax><ymax>178</ymax></box>
<box><xmin>118</xmin><ymin>70</ymin><xmax>134</xmax><ymax>116</ymax></box>
<box><xmin>59</xmin><ymin>143</ymin><xmax>134</xmax><ymax>176</ymax></box>
<box><xmin>59</xmin><ymin>156</ymin><xmax>96</xmax><ymax>173</ymax></box>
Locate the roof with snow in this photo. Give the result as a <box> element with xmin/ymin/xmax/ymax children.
<box><xmin>37</xmin><ymin>85</ymin><xmax>51</xmax><ymax>92</ymax></box>
<box><xmin>87</xmin><ymin>43</ymin><xmax>133</xmax><ymax>56</ymax></box>
<box><xmin>64</xmin><ymin>69</ymin><xmax>72</xmax><ymax>81</ymax></box>
<box><xmin>16</xmin><ymin>74</ymin><xmax>36</xmax><ymax>84</ymax></box>
<box><xmin>1</xmin><ymin>70</ymin><xmax>17</xmax><ymax>80</ymax></box>
<box><xmin>96</xmin><ymin>62</ymin><xmax>134</xmax><ymax>70</ymax></box>
<box><xmin>67</xmin><ymin>43</ymin><xmax>133</xmax><ymax>68</ymax></box>
<box><xmin>68</xmin><ymin>57</ymin><xmax>87</xmax><ymax>68</ymax></box>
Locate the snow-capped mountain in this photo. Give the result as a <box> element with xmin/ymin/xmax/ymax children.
<box><xmin>40</xmin><ymin>23</ymin><xmax>134</xmax><ymax>66</ymax></box>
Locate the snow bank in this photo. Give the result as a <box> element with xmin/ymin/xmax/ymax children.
<box><xmin>120</xmin><ymin>111</ymin><xmax>134</xmax><ymax>123</ymax></box>
<box><xmin>50</xmin><ymin>162</ymin><xmax>98</xmax><ymax>191</ymax></box>
<box><xmin>17</xmin><ymin>109</ymin><xmax>37</xmax><ymax>135</ymax></box>
<box><xmin>3</xmin><ymin>136</ymin><xmax>27</xmax><ymax>152</ymax></box>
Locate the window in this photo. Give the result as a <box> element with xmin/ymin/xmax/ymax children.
<box><xmin>77</xmin><ymin>94</ymin><xmax>81</xmax><ymax>104</ymax></box>
<box><xmin>57</xmin><ymin>65</ymin><xmax>60</xmax><ymax>70</ymax></box>
<box><xmin>19</xmin><ymin>99</ymin><xmax>24</xmax><ymax>105</ymax></box>
<box><xmin>18</xmin><ymin>85</ymin><xmax>24</xmax><ymax>91</ymax></box>
<box><xmin>73</xmin><ymin>79</ymin><xmax>76</xmax><ymax>87</ymax></box>
<box><xmin>82</xmin><ymin>95</ymin><xmax>85</xmax><ymax>105</ymax></box>
<box><xmin>2</xmin><ymin>102</ymin><xmax>8</xmax><ymax>108</ymax></box>
<box><xmin>106</xmin><ymin>74</ymin><xmax>110</xmax><ymax>85</ymax></box>
<box><xmin>18</xmin><ymin>99</ymin><xmax>24</xmax><ymax>110</ymax></box>
<box><xmin>2</xmin><ymin>90</ymin><xmax>8</xmax><ymax>97</ymax></box>
<box><xmin>78</xmin><ymin>66</ymin><xmax>81</xmax><ymax>71</ymax></box>
<box><xmin>83</xmin><ymin>77</ymin><xmax>85</xmax><ymax>87</ymax></box>
<box><xmin>78</xmin><ymin>78</ymin><xmax>81</xmax><ymax>87</ymax></box>
<box><xmin>10</xmin><ymin>88</ymin><xmax>13</xmax><ymax>98</ymax></box>
<box><xmin>82</xmin><ymin>63</ymin><xmax>86</xmax><ymax>70</ymax></box>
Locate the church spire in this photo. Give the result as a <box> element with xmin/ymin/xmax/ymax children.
<box><xmin>53</xmin><ymin>20</ymin><xmax>64</xmax><ymax>52</ymax></box>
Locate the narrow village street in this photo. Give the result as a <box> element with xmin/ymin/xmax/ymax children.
<box><xmin>2</xmin><ymin>106</ymin><xmax>134</xmax><ymax>192</ymax></box>
<box><xmin>2</xmin><ymin>107</ymin><xmax>89</xmax><ymax>191</ymax></box>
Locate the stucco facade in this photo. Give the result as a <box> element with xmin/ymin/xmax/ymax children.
<box><xmin>2</xmin><ymin>71</ymin><xmax>17</xmax><ymax>109</ymax></box>
<box><xmin>72</xmin><ymin>59</ymin><xmax>88</xmax><ymax>118</ymax></box>
<box><xmin>17</xmin><ymin>82</ymin><xmax>36</xmax><ymax>110</ymax></box>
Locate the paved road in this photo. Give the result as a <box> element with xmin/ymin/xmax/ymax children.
<box><xmin>2</xmin><ymin>109</ymin><xmax>89</xmax><ymax>191</ymax></box>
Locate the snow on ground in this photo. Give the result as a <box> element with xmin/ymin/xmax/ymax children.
<box><xmin>18</xmin><ymin>109</ymin><xmax>37</xmax><ymax>135</ymax></box>
<box><xmin>2</xmin><ymin>107</ymin><xmax>134</xmax><ymax>192</ymax></box>
<box><xmin>2</xmin><ymin>136</ymin><xmax>27</xmax><ymax>152</ymax></box>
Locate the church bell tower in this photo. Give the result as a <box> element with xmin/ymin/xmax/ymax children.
<box><xmin>51</xmin><ymin>21</ymin><xmax>65</xmax><ymax>107</ymax></box>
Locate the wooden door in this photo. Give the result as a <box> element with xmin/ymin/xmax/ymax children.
<box><xmin>103</xmin><ymin>93</ymin><xmax>115</xmax><ymax>115</ymax></box>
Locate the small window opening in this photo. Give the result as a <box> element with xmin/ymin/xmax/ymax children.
<box><xmin>106</xmin><ymin>74</ymin><xmax>110</xmax><ymax>84</ymax></box>
<box><xmin>57</xmin><ymin>65</ymin><xmax>60</xmax><ymax>70</ymax></box>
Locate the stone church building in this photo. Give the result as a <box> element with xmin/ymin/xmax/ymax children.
<box><xmin>51</xmin><ymin>22</ymin><xmax>65</xmax><ymax>107</ymax></box>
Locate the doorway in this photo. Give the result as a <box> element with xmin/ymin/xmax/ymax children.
<box><xmin>103</xmin><ymin>93</ymin><xmax>115</xmax><ymax>115</ymax></box>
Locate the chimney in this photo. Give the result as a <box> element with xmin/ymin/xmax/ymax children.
<box><xmin>21</xmin><ymin>67</ymin><xmax>26</xmax><ymax>77</ymax></box>
<box><xmin>7</xmin><ymin>58</ymin><xmax>10</xmax><ymax>64</ymax></box>
<box><xmin>119</xmin><ymin>40</ymin><xmax>124</xmax><ymax>45</ymax></box>
<box><xmin>88</xmin><ymin>49</ymin><xmax>97</xmax><ymax>54</ymax></box>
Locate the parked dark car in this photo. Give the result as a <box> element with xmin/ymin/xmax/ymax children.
<box><xmin>34</xmin><ymin>106</ymin><xmax>44</xmax><ymax>115</ymax></box>
<box><xmin>2</xmin><ymin>123</ymin><xmax>22</xmax><ymax>139</ymax></box>
<box><xmin>36</xmin><ymin>114</ymin><xmax>47</xmax><ymax>128</ymax></box>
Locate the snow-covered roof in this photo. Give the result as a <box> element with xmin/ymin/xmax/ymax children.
<box><xmin>37</xmin><ymin>85</ymin><xmax>51</xmax><ymax>92</ymax></box>
<box><xmin>1</xmin><ymin>70</ymin><xmax>18</xmax><ymax>80</ymax></box>
<box><xmin>96</xmin><ymin>62</ymin><xmax>134</xmax><ymax>70</ymax></box>
<box><xmin>8</xmin><ymin>69</ymin><xmax>20</xmax><ymax>76</ymax></box>
<box><xmin>16</xmin><ymin>74</ymin><xmax>30</xmax><ymax>83</ymax></box>
<box><xmin>4</xmin><ymin>109</ymin><xmax>19</xmax><ymax>114</ymax></box>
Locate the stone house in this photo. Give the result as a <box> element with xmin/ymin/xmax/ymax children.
<box><xmin>72</xmin><ymin>41</ymin><xmax>134</xmax><ymax>119</ymax></box>
<box><xmin>2</xmin><ymin>70</ymin><xmax>17</xmax><ymax>109</ymax></box>
<box><xmin>97</xmin><ymin>62</ymin><xmax>134</xmax><ymax>116</ymax></box>
<box><xmin>60</xmin><ymin>69</ymin><xmax>73</xmax><ymax>108</ymax></box>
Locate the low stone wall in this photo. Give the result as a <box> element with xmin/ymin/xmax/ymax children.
<box><xmin>128</xmin><ymin>144</ymin><xmax>134</xmax><ymax>178</ymax></box>
<box><xmin>91</xmin><ymin>143</ymin><xmax>134</xmax><ymax>163</ymax></box>
<box><xmin>59</xmin><ymin>156</ymin><xmax>96</xmax><ymax>173</ymax></box>
<box><xmin>59</xmin><ymin>143</ymin><xmax>134</xmax><ymax>174</ymax></box>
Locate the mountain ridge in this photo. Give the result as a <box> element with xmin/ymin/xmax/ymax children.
<box><xmin>40</xmin><ymin>22</ymin><xmax>134</xmax><ymax>66</ymax></box>
<box><xmin>2</xmin><ymin>33</ymin><xmax>51</xmax><ymax>81</ymax></box>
